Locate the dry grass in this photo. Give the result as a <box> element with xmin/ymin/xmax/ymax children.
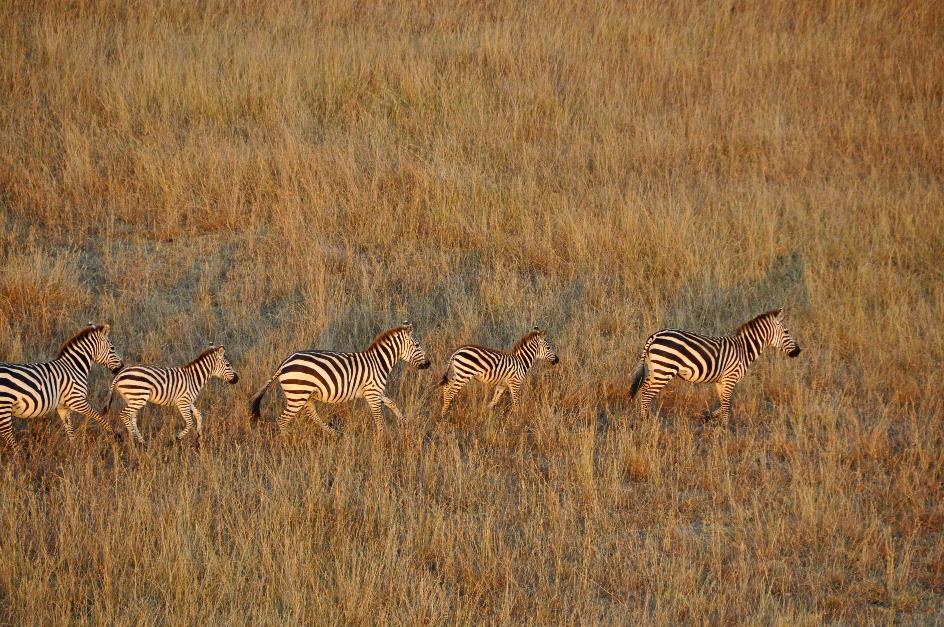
<box><xmin>1</xmin><ymin>0</ymin><xmax>942</xmax><ymax>622</ymax></box>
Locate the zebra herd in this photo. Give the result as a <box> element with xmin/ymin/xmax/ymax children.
<box><xmin>0</xmin><ymin>310</ymin><xmax>801</xmax><ymax>455</ymax></box>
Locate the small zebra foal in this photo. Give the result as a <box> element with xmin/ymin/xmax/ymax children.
<box><xmin>249</xmin><ymin>321</ymin><xmax>431</xmax><ymax>434</ymax></box>
<box><xmin>103</xmin><ymin>345</ymin><xmax>238</xmax><ymax>444</ymax></box>
<box><xmin>439</xmin><ymin>327</ymin><xmax>559</xmax><ymax>418</ymax></box>
<box><xmin>0</xmin><ymin>324</ymin><xmax>124</xmax><ymax>454</ymax></box>
<box><xmin>629</xmin><ymin>309</ymin><xmax>801</xmax><ymax>424</ymax></box>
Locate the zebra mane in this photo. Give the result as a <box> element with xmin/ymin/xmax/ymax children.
<box><xmin>512</xmin><ymin>330</ymin><xmax>541</xmax><ymax>353</ymax></box>
<box><xmin>367</xmin><ymin>326</ymin><xmax>407</xmax><ymax>351</ymax></box>
<box><xmin>57</xmin><ymin>326</ymin><xmax>100</xmax><ymax>357</ymax></box>
<box><xmin>735</xmin><ymin>310</ymin><xmax>780</xmax><ymax>336</ymax></box>
<box><xmin>185</xmin><ymin>347</ymin><xmax>220</xmax><ymax>367</ymax></box>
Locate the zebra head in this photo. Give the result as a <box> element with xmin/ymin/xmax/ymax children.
<box><xmin>88</xmin><ymin>324</ymin><xmax>124</xmax><ymax>374</ymax></box>
<box><xmin>532</xmin><ymin>327</ymin><xmax>560</xmax><ymax>365</ymax></box>
<box><xmin>208</xmin><ymin>345</ymin><xmax>239</xmax><ymax>384</ymax></box>
<box><xmin>399</xmin><ymin>321</ymin><xmax>431</xmax><ymax>369</ymax></box>
<box><xmin>771</xmin><ymin>309</ymin><xmax>801</xmax><ymax>358</ymax></box>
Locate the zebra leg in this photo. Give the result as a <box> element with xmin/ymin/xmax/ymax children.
<box><xmin>638</xmin><ymin>373</ymin><xmax>672</xmax><ymax>419</ymax></box>
<box><xmin>303</xmin><ymin>402</ymin><xmax>338</xmax><ymax>437</ymax></box>
<box><xmin>67</xmin><ymin>397</ymin><xmax>114</xmax><ymax>435</ymax></box>
<box><xmin>175</xmin><ymin>401</ymin><xmax>195</xmax><ymax>440</ymax></box>
<box><xmin>487</xmin><ymin>385</ymin><xmax>506</xmax><ymax>410</ymax></box>
<box><xmin>364</xmin><ymin>392</ymin><xmax>385</xmax><ymax>430</ymax></box>
<box><xmin>381</xmin><ymin>396</ymin><xmax>403</xmax><ymax>422</ymax></box>
<box><xmin>441</xmin><ymin>381</ymin><xmax>463</xmax><ymax>419</ymax></box>
<box><xmin>56</xmin><ymin>407</ymin><xmax>76</xmax><ymax>442</ymax></box>
<box><xmin>277</xmin><ymin>395</ymin><xmax>307</xmax><ymax>435</ymax></box>
<box><xmin>191</xmin><ymin>405</ymin><xmax>204</xmax><ymax>438</ymax></box>
<box><xmin>118</xmin><ymin>403</ymin><xmax>146</xmax><ymax>444</ymax></box>
<box><xmin>0</xmin><ymin>405</ymin><xmax>21</xmax><ymax>456</ymax></box>
<box><xmin>439</xmin><ymin>379</ymin><xmax>469</xmax><ymax>419</ymax></box>
<box><xmin>714</xmin><ymin>379</ymin><xmax>737</xmax><ymax>424</ymax></box>
<box><xmin>508</xmin><ymin>383</ymin><xmax>521</xmax><ymax>413</ymax></box>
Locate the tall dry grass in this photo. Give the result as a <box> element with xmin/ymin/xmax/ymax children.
<box><xmin>0</xmin><ymin>0</ymin><xmax>942</xmax><ymax>622</ymax></box>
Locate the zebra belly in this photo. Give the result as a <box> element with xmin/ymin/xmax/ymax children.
<box><xmin>475</xmin><ymin>371</ymin><xmax>507</xmax><ymax>385</ymax></box>
<box><xmin>314</xmin><ymin>385</ymin><xmax>363</xmax><ymax>404</ymax></box>
<box><xmin>281</xmin><ymin>378</ymin><xmax>358</xmax><ymax>405</ymax></box>
<box><xmin>145</xmin><ymin>394</ymin><xmax>178</xmax><ymax>407</ymax></box>
<box><xmin>677</xmin><ymin>368</ymin><xmax>719</xmax><ymax>384</ymax></box>
<box><xmin>12</xmin><ymin>393</ymin><xmax>60</xmax><ymax>419</ymax></box>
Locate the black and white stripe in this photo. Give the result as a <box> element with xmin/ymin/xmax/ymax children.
<box><xmin>0</xmin><ymin>324</ymin><xmax>124</xmax><ymax>454</ymax></box>
<box><xmin>249</xmin><ymin>321</ymin><xmax>430</xmax><ymax>434</ymax></box>
<box><xmin>103</xmin><ymin>345</ymin><xmax>238</xmax><ymax>443</ymax></box>
<box><xmin>439</xmin><ymin>327</ymin><xmax>559</xmax><ymax>418</ymax></box>
<box><xmin>629</xmin><ymin>309</ymin><xmax>801</xmax><ymax>423</ymax></box>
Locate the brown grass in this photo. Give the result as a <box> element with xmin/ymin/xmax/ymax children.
<box><xmin>1</xmin><ymin>0</ymin><xmax>942</xmax><ymax>622</ymax></box>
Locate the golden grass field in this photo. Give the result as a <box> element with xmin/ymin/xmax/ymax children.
<box><xmin>1</xmin><ymin>0</ymin><xmax>942</xmax><ymax>623</ymax></box>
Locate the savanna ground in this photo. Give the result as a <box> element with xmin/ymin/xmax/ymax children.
<box><xmin>1</xmin><ymin>0</ymin><xmax>942</xmax><ymax>623</ymax></box>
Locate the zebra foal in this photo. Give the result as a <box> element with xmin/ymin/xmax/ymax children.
<box><xmin>629</xmin><ymin>309</ymin><xmax>801</xmax><ymax>424</ymax></box>
<box><xmin>0</xmin><ymin>323</ymin><xmax>124</xmax><ymax>454</ymax></box>
<box><xmin>439</xmin><ymin>327</ymin><xmax>559</xmax><ymax>418</ymax></box>
<box><xmin>103</xmin><ymin>344</ymin><xmax>238</xmax><ymax>444</ymax></box>
<box><xmin>249</xmin><ymin>321</ymin><xmax>430</xmax><ymax>434</ymax></box>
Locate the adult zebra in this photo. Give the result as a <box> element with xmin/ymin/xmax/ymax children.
<box><xmin>628</xmin><ymin>309</ymin><xmax>801</xmax><ymax>424</ymax></box>
<box><xmin>0</xmin><ymin>324</ymin><xmax>124</xmax><ymax>455</ymax></box>
<box><xmin>249</xmin><ymin>322</ymin><xmax>431</xmax><ymax>434</ymax></box>
<box><xmin>438</xmin><ymin>327</ymin><xmax>559</xmax><ymax>418</ymax></box>
<box><xmin>102</xmin><ymin>345</ymin><xmax>238</xmax><ymax>444</ymax></box>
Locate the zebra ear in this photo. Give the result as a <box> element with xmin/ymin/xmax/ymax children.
<box><xmin>776</xmin><ymin>308</ymin><xmax>784</xmax><ymax>319</ymax></box>
<box><xmin>101</xmin><ymin>324</ymin><xmax>110</xmax><ymax>334</ymax></box>
<box><xmin>532</xmin><ymin>326</ymin><xmax>540</xmax><ymax>332</ymax></box>
<box><xmin>403</xmin><ymin>320</ymin><xmax>413</xmax><ymax>330</ymax></box>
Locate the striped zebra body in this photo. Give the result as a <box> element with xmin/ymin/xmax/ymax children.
<box><xmin>104</xmin><ymin>346</ymin><xmax>238</xmax><ymax>443</ymax></box>
<box><xmin>439</xmin><ymin>327</ymin><xmax>559</xmax><ymax>418</ymax></box>
<box><xmin>629</xmin><ymin>309</ymin><xmax>801</xmax><ymax>423</ymax></box>
<box><xmin>0</xmin><ymin>324</ymin><xmax>123</xmax><ymax>454</ymax></box>
<box><xmin>249</xmin><ymin>322</ymin><xmax>430</xmax><ymax>434</ymax></box>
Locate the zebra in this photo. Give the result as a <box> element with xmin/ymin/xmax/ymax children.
<box><xmin>102</xmin><ymin>344</ymin><xmax>238</xmax><ymax>444</ymax></box>
<box><xmin>0</xmin><ymin>323</ymin><xmax>124</xmax><ymax>455</ymax></box>
<box><xmin>628</xmin><ymin>309</ymin><xmax>801</xmax><ymax>423</ymax></box>
<box><xmin>439</xmin><ymin>326</ymin><xmax>559</xmax><ymax>418</ymax></box>
<box><xmin>249</xmin><ymin>321</ymin><xmax>431</xmax><ymax>434</ymax></box>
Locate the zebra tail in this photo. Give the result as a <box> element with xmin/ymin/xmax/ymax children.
<box><xmin>249</xmin><ymin>374</ymin><xmax>277</xmax><ymax>421</ymax></box>
<box><xmin>438</xmin><ymin>360</ymin><xmax>453</xmax><ymax>386</ymax></box>
<box><xmin>101</xmin><ymin>377</ymin><xmax>118</xmax><ymax>415</ymax></box>
<box><xmin>628</xmin><ymin>358</ymin><xmax>647</xmax><ymax>399</ymax></box>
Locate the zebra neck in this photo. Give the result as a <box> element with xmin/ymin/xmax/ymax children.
<box><xmin>367</xmin><ymin>338</ymin><xmax>399</xmax><ymax>378</ymax></box>
<box><xmin>736</xmin><ymin>331</ymin><xmax>766</xmax><ymax>365</ymax></box>
<box><xmin>183</xmin><ymin>360</ymin><xmax>212</xmax><ymax>386</ymax></box>
<box><xmin>513</xmin><ymin>343</ymin><xmax>538</xmax><ymax>371</ymax></box>
<box><xmin>56</xmin><ymin>348</ymin><xmax>93</xmax><ymax>378</ymax></box>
